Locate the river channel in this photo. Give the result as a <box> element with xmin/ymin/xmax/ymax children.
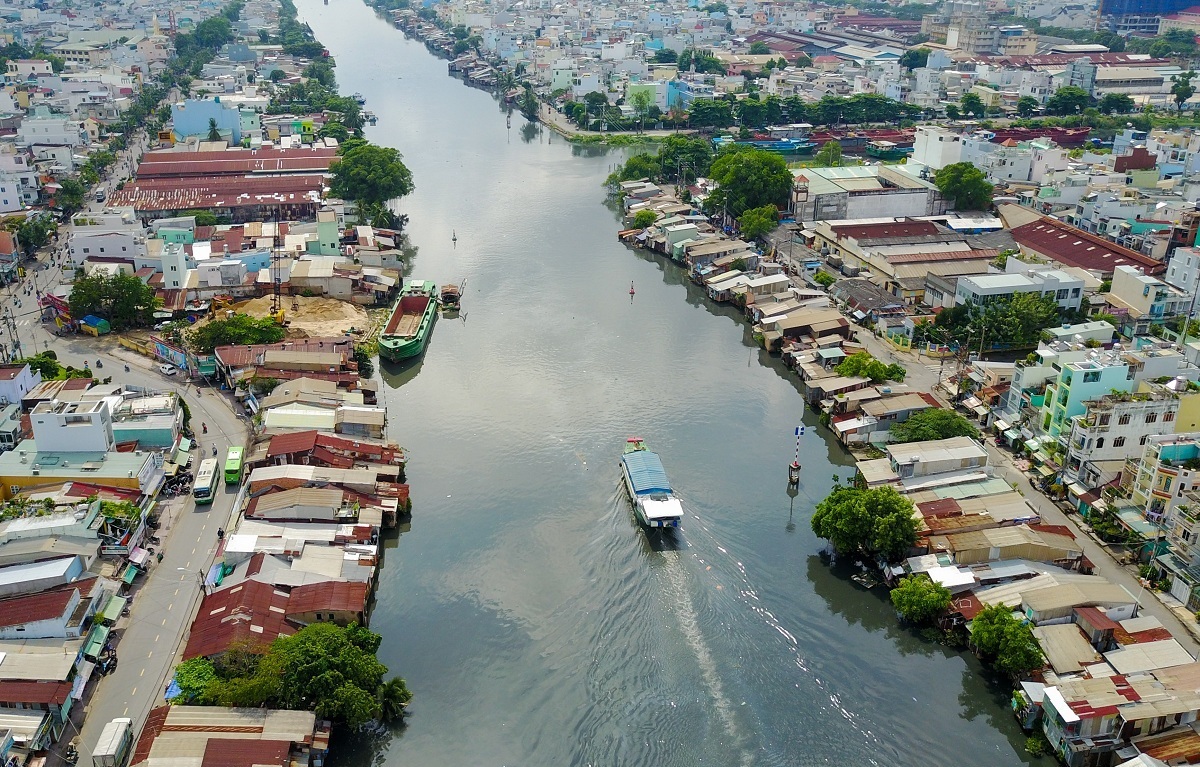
<box><xmin>294</xmin><ymin>2</ymin><xmax>1039</xmax><ymax>764</ymax></box>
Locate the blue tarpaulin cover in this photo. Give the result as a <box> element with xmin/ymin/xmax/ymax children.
<box><xmin>164</xmin><ymin>679</ymin><xmax>182</xmax><ymax>701</ymax></box>
<box><xmin>621</xmin><ymin>450</ymin><xmax>672</xmax><ymax>495</ymax></box>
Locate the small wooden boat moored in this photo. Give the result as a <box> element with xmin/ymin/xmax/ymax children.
<box><xmin>440</xmin><ymin>281</ymin><xmax>462</xmax><ymax>313</ymax></box>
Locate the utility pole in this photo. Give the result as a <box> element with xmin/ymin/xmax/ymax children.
<box><xmin>3</xmin><ymin>309</ymin><xmax>20</xmax><ymax>362</ymax></box>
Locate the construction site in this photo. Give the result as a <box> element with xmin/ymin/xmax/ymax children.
<box><xmin>233</xmin><ymin>295</ymin><xmax>371</xmax><ymax>338</ymax></box>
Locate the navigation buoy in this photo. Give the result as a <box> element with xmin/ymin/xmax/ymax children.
<box><xmin>629</xmin><ymin>281</ymin><xmax>635</xmax><ymax>296</ymax></box>
<box><xmin>452</xmin><ymin>230</ymin><xmax>457</xmax><ymax>243</ymax></box>
<box><xmin>788</xmin><ymin>461</ymin><xmax>801</xmax><ymax>485</ymax></box>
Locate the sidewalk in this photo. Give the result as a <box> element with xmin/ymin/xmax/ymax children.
<box><xmin>979</xmin><ymin>441</ymin><xmax>1200</xmax><ymax>655</ymax></box>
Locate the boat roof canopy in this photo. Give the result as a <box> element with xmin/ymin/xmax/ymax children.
<box><xmin>622</xmin><ymin>450</ymin><xmax>672</xmax><ymax>495</ymax></box>
<box><xmin>643</xmin><ymin>497</ymin><xmax>684</xmax><ymax>521</ymax></box>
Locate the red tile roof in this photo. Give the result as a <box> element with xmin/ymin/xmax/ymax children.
<box><xmin>951</xmin><ymin>591</ymin><xmax>983</xmax><ymax>620</ymax></box>
<box><xmin>0</xmin><ymin>680</ymin><xmax>71</xmax><ymax>705</ymax></box>
<box><xmin>108</xmin><ymin>176</ymin><xmax>325</xmax><ymax>212</ymax></box>
<box><xmin>132</xmin><ymin>706</ymin><xmax>171</xmax><ymax>766</ymax></box>
<box><xmin>214</xmin><ymin>338</ymin><xmax>353</xmax><ymax>369</ymax></box>
<box><xmin>887</xmin><ymin>249</ymin><xmax>998</xmax><ymax>265</ymax></box>
<box><xmin>266</xmin><ymin>431</ymin><xmax>319</xmax><ymax>458</ymax></box>
<box><xmin>1010</xmin><ymin>218</ymin><xmax>1166</xmax><ymax>275</ymax></box>
<box><xmin>1074</xmin><ymin>605</ymin><xmax>1119</xmax><ymax>631</ymax></box>
<box><xmin>182</xmin><ymin>580</ymin><xmax>294</xmax><ymax>659</ymax></box>
<box><xmin>201</xmin><ymin>739</ymin><xmax>292</xmax><ymax>767</ymax></box>
<box><xmin>286</xmin><ymin>581</ymin><xmax>368</xmax><ymax>618</ymax></box>
<box><xmin>829</xmin><ymin>219</ymin><xmax>941</xmax><ymax>241</ymax></box>
<box><xmin>309</xmin><ymin>446</ymin><xmax>353</xmax><ymax>469</ymax></box>
<box><xmin>0</xmin><ymin>365</ymin><xmax>25</xmax><ymax>381</ymax></box>
<box><xmin>0</xmin><ymin>584</ymin><xmax>75</xmax><ymax>629</ymax></box>
<box><xmin>916</xmin><ymin>498</ymin><xmax>961</xmax><ymax>518</ymax></box>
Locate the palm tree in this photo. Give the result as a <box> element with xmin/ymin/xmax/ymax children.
<box><xmin>376</xmin><ymin>677</ymin><xmax>412</xmax><ymax>722</ymax></box>
<box><xmin>206</xmin><ymin>118</ymin><xmax>222</xmax><ymax>142</ymax></box>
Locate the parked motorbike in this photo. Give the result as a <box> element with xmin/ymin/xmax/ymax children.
<box><xmin>95</xmin><ymin>359</ymin><xmax>102</xmax><ymax>368</ymax></box>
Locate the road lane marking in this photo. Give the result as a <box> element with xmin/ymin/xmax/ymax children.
<box><xmin>122</xmin><ymin>708</ymin><xmax>127</xmax><ymax>716</ymax></box>
<box><xmin>161</xmin><ymin>618</ymin><xmax>166</xmax><ymax>625</ymax></box>
<box><xmin>191</xmin><ymin>547</ymin><xmax>196</xmax><ymax>555</ymax></box>
<box><xmin>173</xmin><ymin>589</ymin><xmax>179</xmax><ymax>596</ymax></box>
<box><xmin>140</xmin><ymin>669</ymin><xmax>144</xmax><ymax>677</ymax></box>
<box><xmin>168</xmin><ymin>603</ymin><xmax>173</xmax><ymax>611</ymax></box>
<box><xmin>131</xmin><ymin>687</ymin><xmax>137</xmax><ymax>696</ymax></box>
<box><xmin>154</xmin><ymin>634</ymin><xmax>159</xmax><ymax>642</ymax></box>
<box><xmin>147</xmin><ymin>651</ymin><xmax>153</xmax><ymax>658</ymax></box>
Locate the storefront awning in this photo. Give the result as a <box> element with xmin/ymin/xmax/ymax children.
<box><xmin>174</xmin><ymin>438</ymin><xmax>191</xmax><ymax>465</ymax></box>
<box><xmin>1003</xmin><ymin>428</ymin><xmax>1021</xmax><ymax>441</ymax></box>
<box><xmin>1067</xmin><ymin>483</ymin><xmax>1089</xmax><ymax>498</ymax></box>
<box><xmin>994</xmin><ymin>419</ymin><xmax>1012</xmax><ymax>432</ymax></box>
<box><xmin>1024</xmin><ymin>437</ymin><xmax>1042</xmax><ymax>451</ymax></box>
<box><xmin>99</xmin><ymin>596</ymin><xmax>127</xmax><ymax>624</ymax></box>
<box><xmin>128</xmin><ymin>547</ymin><xmax>150</xmax><ymax>567</ymax></box>
<box><xmin>1035</xmin><ymin>464</ymin><xmax>1056</xmax><ymax>478</ymax></box>
<box><xmin>83</xmin><ymin>625</ymin><xmax>110</xmax><ymax>659</ymax></box>
<box><xmin>122</xmin><ymin>566</ymin><xmax>139</xmax><ymax>585</ymax></box>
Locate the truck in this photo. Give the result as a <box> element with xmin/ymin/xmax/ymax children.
<box><xmin>92</xmin><ymin>717</ymin><xmax>133</xmax><ymax>767</ymax></box>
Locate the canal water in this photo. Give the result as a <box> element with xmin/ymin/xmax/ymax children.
<box><xmin>295</xmin><ymin>2</ymin><xmax>1039</xmax><ymax>764</ymax></box>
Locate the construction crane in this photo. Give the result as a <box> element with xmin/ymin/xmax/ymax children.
<box><xmin>269</xmin><ymin>214</ymin><xmax>286</xmax><ymax>325</ymax></box>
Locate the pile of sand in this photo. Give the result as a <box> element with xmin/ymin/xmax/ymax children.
<box><xmin>235</xmin><ymin>295</ymin><xmax>371</xmax><ymax>338</ymax></box>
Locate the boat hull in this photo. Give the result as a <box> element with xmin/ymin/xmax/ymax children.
<box><xmin>379</xmin><ymin>281</ymin><xmax>439</xmax><ymax>362</ymax></box>
<box><xmin>619</xmin><ymin>444</ymin><xmax>682</xmax><ymax>530</ymax></box>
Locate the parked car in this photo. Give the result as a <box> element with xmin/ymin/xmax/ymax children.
<box><xmin>158</xmin><ymin>364</ymin><xmax>176</xmax><ymax>376</ymax></box>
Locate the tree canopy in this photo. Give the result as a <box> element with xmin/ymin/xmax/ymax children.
<box><xmin>186</xmin><ymin>313</ymin><xmax>285</xmax><ymax>354</ymax></box>
<box><xmin>1045</xmin><ymin>86</ymin><xmax>1089</xmax><ymax>117</ymax></box>
<box><xmin>1098</xmin><ymin>93</ymin><xmax>1134</xmax><ymax>115</ymax></box>
<box><xmin>970</xmin><ymin>605</ymin><xmax>1045</xmax><ymax>677</ymax></box>
<box><xmin>899</xmin><ymin>48</ymin><xmax>930</xmax><ymax>70</ymax></box>
<box><xmin>632</xmin><ymin>209</ymin><xmax>657</xmax><ymax>228</ymax></box>
<box><xmin>1172</xmin><ymin>71</ymin><xmax>1197</xmax><ymax>115</ymax></box>
<box><xmin>834</xmin><ymin>351</ymin><xmax>905</xmax><ymax>384</ymax></box>
<box><xmin>55</xmin><ymin>178</ymin><xmax>86</xmax><ymax>214</ymax></box>
<box><xmin>737</xmin><ymin>204</ymin><xmax>777</xmax><ymax>241</ymax></box>
<box><xmin>890</xmin><ymin>575</ymin><xmax>952</xmax><ymax>624</ymax></box>
<box><xmin>924</xmin><ymin>291</ymin><xmax>1062</xmax><ymax>349</ymax></box>
<box><xmin>170</xmin><ymin>623</ymin><xmax>412</xmax><ymax>727</ymax></box>
<box><xmin>934</xmin><ymin>162</ymin><xmax>993</xmax><ymax>211</ymax></box>
<box><xmin>1016</xmin><ymin>96</ymin><xmax>1039</xmax><ymax>118</ymax></box>
<box><xmin>811</xmin><ymin>140</ymin><xmax>843</xmax><ymax>168</ymax></box>
<box><xmin>331</xmin><ymin>142</ymin><xmax>414</xmax><ymax>207</ymax></box>
<box><xmin>68</xmin><ymin>273</ymin><xmax>157</xmax><ymax>331</ymax></box>
<box><xmin>706</xmin><ymin>147</ymin><xmax>793</xmax><ymax>218</ymax></box>
<box><xmin>811</xmin><ymin>484</ymin><xmax>918</xmax><ymax>562</ymax></box>
<box><xmin>960</xmin><ymin>92</ymin><xmax>985</xmax><ymax>118</ymax></box>
<box><xmin>889</xmin><ymin>408</ymin><xmax>980</xmax><ymax>444</ymax></box>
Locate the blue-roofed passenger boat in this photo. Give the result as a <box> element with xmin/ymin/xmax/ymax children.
<box><xmin>619</xmin><ymin>438</ymin><xmax>683</xmax><ymax>530</ymax></box>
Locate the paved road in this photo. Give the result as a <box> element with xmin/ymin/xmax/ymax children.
<box><xmin>31</xmin><ymin>311</ymin><xmax>249</xmax><ymax>759</ymax></box>
<box><xmin>14</xmin><ymin>126</ymin><xmax>249</xmax><ymax>760</ymax></box>
<box><xmin>979</xmin><ymin>441</ymin><xmax>1200</xmax><ymax>656</ymax></box>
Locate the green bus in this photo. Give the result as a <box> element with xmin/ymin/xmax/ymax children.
<box><xmin>224</xmin><ymin>446</ymin><xmax>244</xmax><ymax>485</ymax></box>
<box><xmin>193</xmin><ymin>459</ymin><xmax>219</xmax><ymax>505</ymax></box>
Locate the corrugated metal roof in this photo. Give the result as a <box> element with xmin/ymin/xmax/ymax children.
<box><xmin>265</xmin><ymin>431</ymin><xmax>318</xmax><ymax>457</ymax></box>
<box><xmin>201</xmin><ymin>739</ymin><xmax>291</xmax><ymax>767</ymax></box>
<box><xmin>286</xmin><ymin>581</ymin><xmax>367</xmax><ymax>617</ymax></box>
<box><xmin>0</xmin><ymin>583</ymin><xmax>75</xmax><ymax>628</ymax></box>
<box><xmin>0</xmin><ymin>680</ymin><xmax>71</xmax><ymax>705</ymax></box>
<box><xmin>621</xmin><ymin>450</ymin><xmax>671</xmax><ymax>495</ymax></box>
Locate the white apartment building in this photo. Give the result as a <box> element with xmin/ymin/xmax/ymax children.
<box><xmin>29</xmin><ymin>400</ymin><xmax>114</xmax><ymax>454</ymax></box>
<box><xmin>954</xmin><ymin>269</ymin><xmax>1084</xmax><ymax>311</ymax></box>
<box><xmin>1063</xmin><ymin>387</ymin><xmax>1185</xmax><ymax>488</ymax></box>
<box><xmin>15</xmin><ymin>107</ymin><xmax>86</xmax><ymax>148</ymax></box>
